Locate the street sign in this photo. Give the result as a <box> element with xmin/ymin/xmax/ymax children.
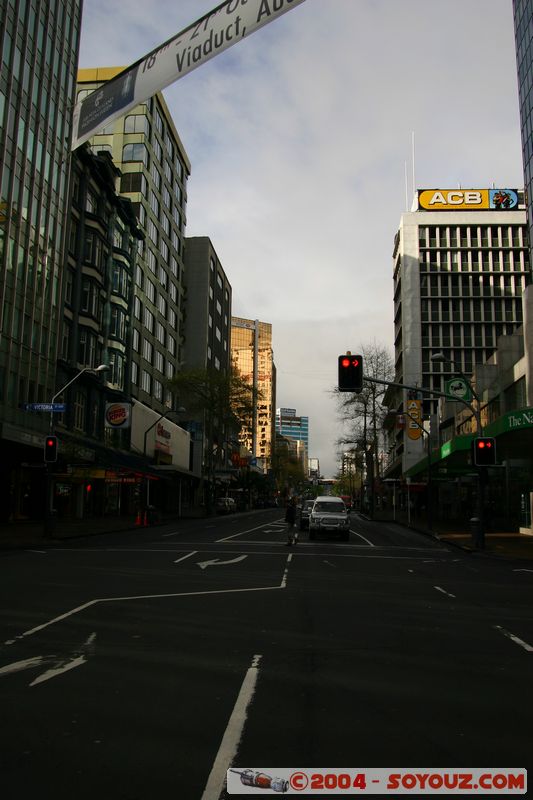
<box><xmin>21</xmin><ymin>403</ymin><xmax>66</xmax><ymax>412</ymax></box>
<box><xmin>445</xmin><ymin>377</ymin><xmax>472</xmax><ymax>401</ymax></box>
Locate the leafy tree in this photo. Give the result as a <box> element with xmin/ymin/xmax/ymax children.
<box><xmin>169</xmin><ymin>367</ymin><xmax>255</xmax><ymax>512</ymax></box>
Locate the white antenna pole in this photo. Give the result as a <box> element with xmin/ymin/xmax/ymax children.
<box><xmin>405</xmin><ymin>161</ymin><xmax>409</xmax><ymax>211</ymax></box>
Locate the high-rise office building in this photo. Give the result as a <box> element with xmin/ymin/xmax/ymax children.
<box><xmin>231</xmin><ymin>317</ymin><xmax>276</xmax><ymax>471</ymax></box>
<box><xmin>76</xmin><ymin>69</ymin><xmax>191</xmax><ymax>416</ymax></box>
<box><xmin>390</xmin><ymin>188</ymin><xmax>529</xmax><ymax>472</ymax></box>
<box><xmin>0</xmin><ymin>0</ymin><xmax>83</xmax><ymax>521</ymax></box>
<box><xmin>513</xmin><ymin>0</ymin><xmax>533</xmax><ymax>261</ymax></box>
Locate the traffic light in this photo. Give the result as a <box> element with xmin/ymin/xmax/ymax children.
<box><xmin>473</xmin><ymin>437</ymin><xmax>496</xmax><ymax>466</ymax></box>
<box><xmin>44</xmin><ymin>435</ymin><xmax>58</xmax><ymax>463</ymax></box>
<box><xmin>338</xmin><ymin>353</ymin><xmax>363</xmax><ymax>393</ymax></box>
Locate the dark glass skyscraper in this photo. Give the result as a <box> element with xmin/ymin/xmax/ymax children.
<box><xmin>0</xmin><ymin>0</ymin><xmax>83</xmax><ymax>520</ymax></box>
<box><xmin>513</xmin><ymin>0</ymin><xmax>533</xmax><ymax>253</ymax></box>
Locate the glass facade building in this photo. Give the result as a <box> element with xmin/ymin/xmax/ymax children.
<box><xmin>276</xmin><ymin>407</ymin><xmax>309</xmax><ymax>474</ymax></box>
<box><xmin>513</xmin><ymin>0</ymin><xmax>533</xmax><ymax>257</ymax></box>
<box><xmin>0</xmin><ymin>0</ymin><xmax>82</xmax><ymax>521</ymax></box>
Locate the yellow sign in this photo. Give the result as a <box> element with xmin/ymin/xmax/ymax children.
<box><xmin>406</xmin><ymin>400</ymin><xmax>423</xmax><ymax>441</ymax></box>
<box><xmin>418</xmin><ymin>188</ymin><xmax>518</xmax><ymax>212</ymax></box>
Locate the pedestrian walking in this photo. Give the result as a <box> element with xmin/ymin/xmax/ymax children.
<box><xmin>285</xmin><ymin>499</ymin><xmax>297</xmax><ymax>546</ymax></box>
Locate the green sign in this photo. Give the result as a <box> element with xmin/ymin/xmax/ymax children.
<box><xmin>445</xmin><ymin>377</ymin><xmax>472</xmax><ymax>401</ymax></box>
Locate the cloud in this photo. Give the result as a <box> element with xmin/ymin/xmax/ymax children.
<box><xmin>79</xmin><ymin>0</ymin><xmax>524</xmax><ymax>475</ymax></box>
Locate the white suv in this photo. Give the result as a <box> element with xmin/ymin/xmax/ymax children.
<box><xmin>309</xmin><ymin>497</ymin><xmax>350</xmax><ymax>541</ymax></box>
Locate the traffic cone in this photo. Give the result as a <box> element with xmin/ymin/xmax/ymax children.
<box><xmin>135</xmin><ymin>510</ymin><xmax>142</xmax><ymax>527</ymax></box>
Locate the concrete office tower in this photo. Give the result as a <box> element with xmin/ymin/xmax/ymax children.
<box><xmin>391</xmin><ymin>188</ymin><xmax>529</xmax><ymax>472</ymax></box>
<box><xmin>76</xmin><ymin>69</ymin><xmax>191</xmax><ymax>416</ymax></box>
<box><xmin>0</xmin><ymin>0</ymin><xmax>83</xmax><ymax>521</ymax></box>
<box><xmin>231</xmin><ymin>317</ymin><xmax>276</xmax><ymax>472</ymax></box>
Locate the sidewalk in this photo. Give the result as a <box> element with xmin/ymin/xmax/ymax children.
<box><xmin>366</xmin><ymin>512</ymin><xmax>533</xmax><ymax>562</ymax></box>
<box><xmin>436</xmin><ymin>530</ymin><xmax>533</xmax><ymax>561</ymax></box>
<box><xmin>0</xmin><ymin>514</ymin><xmax>173</xmax><ymax>550</ymax></box>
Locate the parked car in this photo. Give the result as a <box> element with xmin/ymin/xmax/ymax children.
<box><xmin>298</xmin><ymin>499</ymin><xmax>315</xmax><ymax>530</ymax></box>
<box><xmin>215</xmin><ymin>497</ymin><xmax>236</xmax><ymax>514</ymax></box>
<box><xmin>309</xmin><ymin>496</ymin><xmax>350</xmax><ymax>541</ymax></box>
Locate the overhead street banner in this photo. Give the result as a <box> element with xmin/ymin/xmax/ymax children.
<box><xmin>71</xmin><ymin>0</ymin><xmax>307</xmax><ymax>150</ymax></box>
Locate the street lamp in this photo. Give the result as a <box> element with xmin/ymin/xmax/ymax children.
<box><xmin>430</xmin><ymin>351</ymin><xmax>485</xmax><ymax>548</ymax></box>
<box><xmin>44</xmin><ymin>363</ymin><xmax>110</xmax><ymax>536</ymax></box>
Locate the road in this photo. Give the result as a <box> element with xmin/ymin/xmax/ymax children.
<box><xmin>0</xmin><ymin>510</ymin><xmax>531</xmax><ymax>798</ymax></box>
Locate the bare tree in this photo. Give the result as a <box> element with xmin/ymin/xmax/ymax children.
<box><xmin>336</xmin><ymin>341</ymin><xmax>394</xmax><ymax>515</ymax></box>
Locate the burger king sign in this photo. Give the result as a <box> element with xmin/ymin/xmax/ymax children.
<box><xmin>105</xmin><ymin>402</ymin><xmax>131</xmax><ymax>429</ymax></box>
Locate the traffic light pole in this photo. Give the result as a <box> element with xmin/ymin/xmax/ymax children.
<box><xmin>365</xmin><ymin>375</ymin><xmax>485</xmax><ymax>549</ymax></box>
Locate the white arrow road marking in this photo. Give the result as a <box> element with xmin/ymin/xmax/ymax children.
<box><xmin>197</xmin><ymin>554</ymin><xmax>248</xmax><ymax>570</ymax></box>
<box><xmin>0</xmin><ymin>633</ymin><xmax>97</xmax><ymax>686</ymax></box>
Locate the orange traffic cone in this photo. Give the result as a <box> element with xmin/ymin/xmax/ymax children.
<box><xmin>135</xmin><ymin>510</ymin><xmax>142</xmax><ymax>527</ymax></box>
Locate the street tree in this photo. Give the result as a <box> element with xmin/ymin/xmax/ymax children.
<box><xmin>169</xmin><ymin>367</ymin><xmax>255</xmax><ymax>512</ymax></box>
<box><xmin>336</xmin><ymin>341</ymin><xmax>394</xmax><ymax>515</ymax></box>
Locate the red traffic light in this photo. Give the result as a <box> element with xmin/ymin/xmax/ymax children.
<box><xmin>473</xmin><ymin>437</ymin><xmax>496</xmax><ymax>466</ymax></box>
<box><xmin>338</xmin><ymin>354</ymin><xmax>363</xmax><ymax>393</ymax></box>
<box><xmin>44</xmin><ymin>435</ymin><xmax>58</xmax><ymax>463</ymax></box>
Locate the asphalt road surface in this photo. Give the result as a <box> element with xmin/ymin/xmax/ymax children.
<box><xmin>0</xmin><ymin>510</ymin><xmax>531</xmax><ymax>799</ymax></box>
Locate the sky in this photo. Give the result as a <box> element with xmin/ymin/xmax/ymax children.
<box><xmin>78</xmin><ymin>0</ymin><xmax>524</xmax><ymax>477</ymax></box>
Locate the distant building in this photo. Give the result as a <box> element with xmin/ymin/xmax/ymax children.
<box><xmin>276</xmin><ymin>408</ymin><xmax>309</xmax><ymax>475</ymax></box>
<box><xmin>183</xmin><ymin>237</ymin><xmax>233</xmax><ymax>488</ymax></box>
<box><xmin>231</xmin><ymin>318</ymin><xmax>276</xmax><ymax>472</ymax></box>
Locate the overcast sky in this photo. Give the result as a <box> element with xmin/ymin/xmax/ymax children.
<box><xmin>78</xmin><ymin>0</ymin><xmax>524</xmax><ymax>477</ymax></box>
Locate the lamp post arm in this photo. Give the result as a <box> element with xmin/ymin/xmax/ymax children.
<box><xmin>51</xmin><ymin>367</ymin><xmax>90</xmax><ymax>404</ymax></box>
<box><xmin>143</xmin><ymin>409</ymin><xmax>172</xmax><ymax>456</ymax></box>
<box><xmin>365</xmin><ymin>376</ymin><xmax>482</xmax><ymax>434</ymax></box>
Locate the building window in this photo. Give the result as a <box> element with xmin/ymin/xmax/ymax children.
<box><xmin>73</xmin><ymin>390</ymin><xmax>86</xmax><ymax>432</ymax></box>
<box><xmin>131</xmin><ymin>361</ymin><xmax>139</xmax><ymax>385</ymax></box>
<box><xmin>133</xmin><ymin>296</ymin><xmax>142</xmax><ymax>320</ymax></box>
<box><xmin>144</xmin><ymin>307</ymin><xmax>154</xmax><ymax>332</ymax></box>
<box><xmin>155</xmin><ymin>351</ymin><xmax>164</xmax><ymax>373</ymax></box>
<box><xmin>143</xmin><ymin>339</ymin><xmax>153</xmax><ymax>362</ymax></box>
<box><xmin>121</xmin><ymin>171</ymin><xmax>147</xmax><ymax>195</ymax></box>
<box><xmin>141</xmin><ymin>370</ymin><xmax>151</xmax><ymax>393</ymax></box>
<box><xmin>132</xmin><ymin>328</ymin><xmax>140</xmax><ymax>352</ymax></box>
<box><xmin>124</xmin><ymin>114</ymin><xmax>150</xmax><ymax>137</ymax></box>
<box><xmin>122</xmin><ymin>143</ymin><xmax>148</xmax><ymax>167</ymax></box>
<box><xmin>154</xmin><ymin>379</ymin><xmax>163</xmax><ymax>400</ymax></box>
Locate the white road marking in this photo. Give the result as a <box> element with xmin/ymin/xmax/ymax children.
<box><xmin>217</xmin><ymin>519</ymin><xmax>285</xmax><ymax>542</ymax></box>
<box><xmin>201</xmin><ymin>654</ymin><xmax>263</xmax><ymax>800</ymax></box>
<box><xmin>174</xmin><ymin>551</ymin><xmax>198</xmax><ymax>564</ymax></box>
<box><xmin>4</xmin><ymin>585</ymin><xmax>286</xmax><ymax>645</ymax></box>
<box><xmin>323</xmin><ymin>560</ymin><xmax>337</xmax><ymax>568</ymax></box>
<box><xmin>161</xmin><ymin>530</ymin><xmax>180</xmax><ymax>538</ymax></box>
<box><xmin>434</xmin><ymin>585</ymin><xmax>456</xmax><ymax>599</ymax></box>
<box><xmin>280</xmin><ymin>554</ymin><xmax>292</xmax><ymax>588</ymax></box>
<box><xmin>513</xmin><ymin>569</ymin><xmax>533</xmax><ymax>573</ymax></box>
<box><xmin>349</xmin><ymin>529</ymin><xmax>375</xmax><ymax>546</ymax></box>
<box><xmin>494</xmin><ymin>625</ymin><xmax>533</xmax><ymax>652</ymax></box>
<box><xmin>26</xmin><ymin>550</ymin><xmax>47</xmax><ymax>554</ymax></box>
<box><xmin>197</xmin><ymin>555</ymin><xmax>247</xmax><ymax>569</ymax></box>
<box><xmin>0</xmin><ymin>633</ymin><xmax>97</xmax><ymax>686</ymax></box>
